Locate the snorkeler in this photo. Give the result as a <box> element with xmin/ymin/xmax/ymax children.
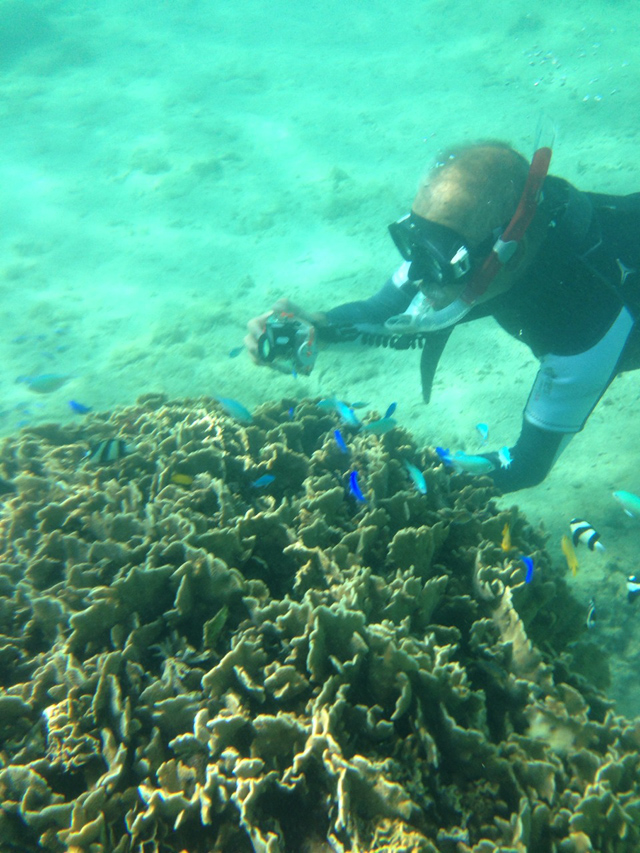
<box><xmin>245</xmin><ymin>137</ymin><xmax>640</xmax><ymax>493</ymax></box>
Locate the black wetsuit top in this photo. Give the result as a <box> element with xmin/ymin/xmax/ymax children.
<box><xmin>320</xmin><ymin>176</ymin><xmax>640</xmax><ymax>492</ymax></box>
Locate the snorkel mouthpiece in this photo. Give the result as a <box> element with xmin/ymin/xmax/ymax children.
<box><xmin>385</xmin><ymin>295</ymin><xmax>473</xmax><ymax>334</ymax></box>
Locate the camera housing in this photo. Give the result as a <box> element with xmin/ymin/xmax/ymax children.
<box><xmin>257</xmin><ymin>313</ymin><xmax>317</xmax><ymax>375</ymax></box>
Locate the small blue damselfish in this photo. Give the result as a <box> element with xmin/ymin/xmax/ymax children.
<box><xmin>334</xmin><ymin>429</ymin><xmax>349</xmax><ymax>453</ymax></box>
<box><xmin>251</xmin><ymin>474</ymin><xmax>275</xmax><ymax>488</ymax></box>
<box><xmin>403</xmin><ymin>460</ymin><xmax>427</xmax><ymax>495</ymax></box>
<box><xmin>349</xmin><ymin>470</ymin><xmax>366</xmax><ymax>502</ymax></box>
<box><xmin>435</xmin><ymin>446</ymin><xmax>453</xmax><ymax>465</ymax></box>
<box><xmin>360</xmin><ymin>417</ymin><xmax>396</xmax><ymax>435</ymax></box>
<box><xmin>476</xmin><ymin>423</ymin><xmax>489</xmax><ymax>443</ymax></box>
<box><xmin>334</xmin><ymin>399</ymin><xmax>361</xmax><ymax>428</ymax></box>
<box><xmin>215</xmin><ymin>396</ymin><xmax>253</xmax><ymax>424</ymax></box>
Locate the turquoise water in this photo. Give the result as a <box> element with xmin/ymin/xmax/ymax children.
<box><xmin>1</xmin><ymin>0</ymin><xmax>636</xmax><ymax>419</ymax></box>
<box><xmin>1</xmin><ymin>0</ymin><xmax>639</xmax><ymax>733</ymax></box>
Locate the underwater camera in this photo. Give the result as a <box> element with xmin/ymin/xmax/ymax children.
<box><xmin>257</xmin><ymin>312</ymin><xmax>317</xmax><ymax>375</ymax></box>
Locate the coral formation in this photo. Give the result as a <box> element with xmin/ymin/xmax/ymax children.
<box><xmin>0</xmin><ymin>394</ymin><xmax>638</xmax><ymax>852</ymax></box>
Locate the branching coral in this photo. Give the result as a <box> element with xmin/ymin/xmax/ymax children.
<box><xmin>0</xmin><ymin>394</ymin><xmax>635</xmax><ymax>852</ymax></box>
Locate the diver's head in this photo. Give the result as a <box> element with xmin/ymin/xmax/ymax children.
<box><xmin>389</xmin><ymin>142</ymin><xmax>530</xmax><ymax>308</ymax></box>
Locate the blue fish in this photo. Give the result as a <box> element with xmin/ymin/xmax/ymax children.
<box><xmin>251</xmin><ymin>474</ymin><xmax>275</xmax><ymax>488</ymax></box>
<box><xmin>451</xmin><ymin>451</ymin><xmax>495</xmax><ymax>474</ymax></box>
<box><xmin>522</xmin><ymin>556</ymin><xmax>534</xmax><ymax>584</ymax></box>
<box><xmin>317</xmin><ymin>398</ymin><xmax>360</xmax><ymax>427</ymax></box>
<box><xmin>613</xmin><ymin>490</ymin><xmax>640</xmax><ymax>518</ymax></box>
<box><xmin>360</xmin><ymin>417</ymin><xmax>396</xmax><ymax>435</ymax></box>
<box><xmin>334</xmin><ymin>399</ymin><xmax>361</xmax><ymax>428</ymax></box>
<box><xmin>349</xmin><ymin>470</ymin><xmax>366</xmax><ymax>502</ymax></box>
<box><xmin>228</xmin><ymin>345</ymin><xmax>245</xmax><ymax>358</ymax></box>
<box><xmin>435</xmin><ymin>446</ymin><xmax>453</xmax><ymax>465</ymax></box>
<box><xmin>384</xmin><ymin>402</ymin><xmax>397</xmax><ymax>419</ymax></box>
<box><xmin>498</xmin><ymin>447</ymin><xmax>513</xmax><ymax>469</ymax></box>
<box><xmin>69</xmin><ymin>400</ymin><xmax>91</xmax><ymax>414</ymax></box>
<box><xmin>476</xmin><ymin>423</ymin><xmax>489</xmax><ymax>444</ymax></box>
<box><xmin>334</xmin><ymin>429</ymin><xmax>349</xmax><ymax>454</ymax></box>
<box><xmin>215</xmin><ymin>396</ymin><xmax>253</xmax><ymax>424</ymax></box>
<box><xmin>403</xmin><ymin>460</ymin><xmax>427</xmax><ymax>494</ymax></box>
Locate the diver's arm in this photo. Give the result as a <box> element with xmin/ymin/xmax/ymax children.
<box><xmin>324</xmin><ymin>280</ymin><xmax>417</xmax><ymax>326</ymax></box>
<box><xmin>319</xmin><ymin>263</ymin><xmax>418</xmax><ymax>338</ymax></box>
<box><xmin>482</xmin><ymin>420</ymin><xmax>570</xmax><ymax>493</ymax></box>
<box><xmin>245</xmin><ymin>265</ymin><xmax>418</xmax><ymax>358</ymax></box>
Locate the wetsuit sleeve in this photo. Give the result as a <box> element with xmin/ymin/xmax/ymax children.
<box><xmin>318</xmin><ymin>268</ymin><xmax>448</xmax><ymax>402</ymax></box>
<box><xmin>321</xmin><ymin>279</ymin><xmax>417</xmax><ymax>331</ymax></box>
<box><xmin>482</xmin><ymin>420</ymin><xmax>568</xmax><ymax>493</ymax></box>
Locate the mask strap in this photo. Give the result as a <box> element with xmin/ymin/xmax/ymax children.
<box><xmin>461</xmin><ymin>135</ymin><xmax>553</xmax><ymax>305</ymax></box>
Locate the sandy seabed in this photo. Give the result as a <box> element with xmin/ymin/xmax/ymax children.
<box><xmin>1</xmin><ymin>0</ymin><xmax>639</xmax><ymax>712</ymax></box>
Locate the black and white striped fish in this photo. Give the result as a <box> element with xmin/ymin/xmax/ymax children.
<box><xmin>570</xmin><ymin>518</ymin><xmax>605</xmax><ymax>552</ymax></box>
<box><xmin>85</xmin><ymin>438</ymin><xmax>130</xmax><ymax>464</ymax></box>
<box><xmin>627</xmin><ymin>575</ymin><xmax>640</xmax><ymax>604</ymax></box>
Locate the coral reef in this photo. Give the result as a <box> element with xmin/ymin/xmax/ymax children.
<box><xmin>0</xmin><ymin>394</ymin><xmax>638</xmax><ymax>852</ymax></box>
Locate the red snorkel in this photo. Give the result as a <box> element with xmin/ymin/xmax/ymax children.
<box><xmin>461</xmin><ymin>141</ymin><xmax>553</xmax><ymax>305</ymax></box>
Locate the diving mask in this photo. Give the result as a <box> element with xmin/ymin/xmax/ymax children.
<box><xmin>385</xmin><ymin>132</ymin><xmax>554</xmax><ymax>333</ymax></box>
<box><xmin>387</xmin><ymin>214</ymin><xmax>473</xmax><ymax>285</ymax></box>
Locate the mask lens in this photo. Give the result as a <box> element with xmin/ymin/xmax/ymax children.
<box><xmin>409</xmin><ymin>252</ymin><xmax>445</xmax><ymax>284</ymax></box>
<box><xmin>387</xmin><ymin>215</ymin><xmax>416</xmax><ymax>261</ymax></box>
<box><xmin>388</xmin><ymin>214</ymin><xmax>471</xmax><ymax>284</ymax></box>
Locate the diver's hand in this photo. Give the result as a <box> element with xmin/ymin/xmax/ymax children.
<box><xmin>244</xmin><ymin>299</ymin><xmax>326</xmax><ymax>364</ymax></box>
<box><xmin>271</xmin><ymin>298</ymin><xmax>325</xmax><ymax>326</ymax></box>
<box><xmin>244</xmin><ymin>311</ymin><xmax>273</xmax><ymax>363</ymax></box>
